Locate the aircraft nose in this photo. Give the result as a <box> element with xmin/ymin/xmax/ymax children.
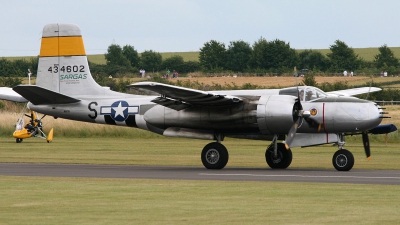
<box><xmin>338</xmin><ymin>101</ymin><xmax>383</xmax><ymax>131</ymax></box>
<box><xmin>376</xmin><ymin>103</ymin><xmax>386</xmax><ymax>119</ymax></box>
<box><xmin>370</xmin><ymin>102</ymin><xmax>383</xmax><ymax>126</ymax></box>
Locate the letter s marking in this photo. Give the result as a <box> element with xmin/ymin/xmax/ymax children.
<box><xmin>88</xmin><ymin>102</ymin><xmax>98</xmax><ymax>119</ymax></box>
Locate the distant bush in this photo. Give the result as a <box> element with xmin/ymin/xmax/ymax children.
<box><xmin>0</xmin><ymin>58</ymin><xmax>38</xmax><ymax>78</ymax></box>
<box><xmin>0</xmin><ymin>77</ymin><xmax>23</xmax><ymax>87</ymax></box>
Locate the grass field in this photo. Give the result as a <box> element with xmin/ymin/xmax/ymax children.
<box><xmin>0</xmin><ymin>137</ymin><xmax>400</xmax><ymax>224</ymax></box>
<box><xmin>0</xmin><ymin>110</ymin><xmax>399</xmax><ymax>224</ymax></box>
<box><xmin>168</xmin><ymin>75</ymin><xmax>375</xmax><ymax>88</ymax></box>
<box><xmin>0</xmin><ymin>137</ymin><xmax>399</xmax><ymax>169</ymax></box>
<box><xmin>1</xmin><ymin>176</ymin><xmax>399</xmax><ymax>225</ymax></box>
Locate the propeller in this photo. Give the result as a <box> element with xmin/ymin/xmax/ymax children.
<box><xmin>362</xmin><ymin>131</ymin><xmax>371</xmax><ymax>160</ymax></box>
<box><xmin>285</xmin><ymin>88</ymin><xmax>306</xmax><ymax>149</ymax></box>
<box><xmin>363</xmin><ymin>77</ymin><xmax>372</xmax><ymax>160</ymax></box>
<box><xmin>284</xmin><ymin>117</ymin><xmax>301</xmax><ymax>149</ymax></box>
<box><xmin>285</xmin><ymin>68</ymin><xmax>324</xmax><ymax>149</ymax></box>
<box><xmin>285</xmin><ymin>87</ymin><xmax>323</xmax><ymax>150</ymax></box>
<box><xmin>365</xmin><ymin>76</ymin><xmax>373</xmax><ymax>100</ymax></box>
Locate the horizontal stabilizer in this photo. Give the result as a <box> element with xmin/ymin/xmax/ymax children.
<box><xmin>368</xmin><ymin>124</ymin><xmax>397</xmax><ymax>134</ymax></box>
<box><xmin>13</xmin><ymin>85</ymin><xmax>80</xmax><ymax>105</ymax></box>
<box><xmin>0</xmin><ymin>87</ymin><xmax>27</xmax><ymax>102</ymax></box>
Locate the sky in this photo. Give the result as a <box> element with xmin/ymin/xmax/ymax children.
<box><xmin>1</xmin><ymin>0</ymin><xmax>400</xmax><ymax>57</ymax></box>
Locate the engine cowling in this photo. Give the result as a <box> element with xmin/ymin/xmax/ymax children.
<box><xmin>257</xmin><ymin>95</ymin><xmax>297</xmax><ymax>135</ymax></box>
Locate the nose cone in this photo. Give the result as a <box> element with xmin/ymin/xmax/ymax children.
<box><xmin>325</xmin><ymin>100</ymin><xmax>383</xmax><ymax>133</ymax></box>
<box><xmin>350</xmin><ymin>101</ymin><xmax>383</xmax><ymax>130</ymax></box>
<box><xmin>371</xmin><ymin>103</ymin><xmax>384</xmax><ymax>126</ymax></box>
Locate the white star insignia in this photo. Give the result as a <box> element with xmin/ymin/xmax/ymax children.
<box><xmin>112</xmin><ymin>102</ymin><xmax>127</xmax><ymax>118</ymax></box>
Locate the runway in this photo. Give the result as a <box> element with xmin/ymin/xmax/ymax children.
<box><xmin>0</xmin><ymin>163</ymin><xmax>399</xmax><ymax>185</ymax></box>
<box><xmin>0</xmin><ymin>163</ymin><xmax>400</xmax><ymax>185</ymax></box>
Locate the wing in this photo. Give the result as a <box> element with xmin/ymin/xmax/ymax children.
<box><xmin>0</xmin><ymin>87</ymin><xmax>28</xmax><ymax>102</ymax></box>
<box><xmin>327</xmin><ymin>87</ymin><xmax>381</xmax><ymax>96</ymax></box>
<box><xmin>129</xmin><ymin>82</ymin><xmax>242</xmax><ymax>110</ymax></box>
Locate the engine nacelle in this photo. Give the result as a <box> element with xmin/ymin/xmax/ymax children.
<box><xmin>257</xmin><ymin>95</ymin><xmax>297</xmax><ymax>135</ymax></box>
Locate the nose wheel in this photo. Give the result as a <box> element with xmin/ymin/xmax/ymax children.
<box><xmin>332</xmin><ymin>149</ymin><xmax>354</xmax><ymax>171</ymax></box>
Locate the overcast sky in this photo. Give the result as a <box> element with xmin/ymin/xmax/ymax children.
<box><xmin>1</xmin><ymin>0</ymin><xmax>399</xmax><ymax>57</ymax></box>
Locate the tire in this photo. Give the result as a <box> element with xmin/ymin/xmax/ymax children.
<box><xmin>332</xmin><ymin>149</ymin><xmax>354</xmax><ymax>171</ymax></box>
<box><xmin>16</xmin><ymin>138</ymin><xmax>23</xmax><ymax>143</ymax></box>
<box><xmin>201</xmin><ymin>142</ymin><xmax>229</xmax><ymax>169</ymax></box>
<box><xmin>265</xmin><ymin>143</ymin><xmax>293</xmax><ymax>169</ymax></box>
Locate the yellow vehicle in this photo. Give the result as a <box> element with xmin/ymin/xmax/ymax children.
<box><xmin>13</xmin><ymin>109</ymin><xmax>53</xmax><ymax>143</ymax></box>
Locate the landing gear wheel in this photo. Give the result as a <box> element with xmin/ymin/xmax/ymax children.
<box><xmin>201</xmin><ymin>142</ymin><xmax>229</xmax><ymax>169</ymax></box>
<box><xmin>265</xmin><ymin>143</ymin><xmax>292</xmax><ymax>169</ymax></box>
<box><xmin>16</xmin><ymin>138</ymin><xmax>23</xmax><ymax>143</ymax></box>
<box><xmin>332</xmin><ymin>149</ymin><xmax>354</xmax><ymax>171</ymax></box>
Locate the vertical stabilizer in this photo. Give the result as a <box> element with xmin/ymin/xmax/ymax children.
<box><xmin>36</xmin><ymin>23</ymin><xmax>107</xmax><ymax>96</ymax></box>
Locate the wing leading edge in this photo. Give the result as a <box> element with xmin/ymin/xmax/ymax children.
<box><xmin>327</xmin><ymin>87</ymin><xmax>381</xmax><ymax>96</ymax></box>
<box><xmin>129</xmin><ymin>82</ymin><xmax>242</xmax><ymax>110</ymax></box>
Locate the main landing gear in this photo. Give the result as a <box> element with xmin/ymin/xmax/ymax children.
<box><xmin>201</xmin><ymin>142</ymin><xmax>229</xmax><ymax>169</ymax></box>
<box><xmin>200</xmin><ymin>139</ymin><xmax>294</xmax><ymax>170</ymax></box>
<box><xmin>265</xmin><ymin>142</ymin><xmax>293</xmax><ymax>169</ymax></box>
<box><xmin>201</xmin><ymin>134</ymin><xmax>229</xmax><ymax>169</ymax></box>
<box><xmin>199</xmin><ymin>134</ymin><xmax>355</xmax><ymax>171</ymax></box>
<box><xmin>200</xmin><ymin>134</ymin><xmax>294</xmax><ymax>170</ymax></box>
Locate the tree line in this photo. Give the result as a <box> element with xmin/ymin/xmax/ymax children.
<box><xmin>0</xmin><ymin>58</ymin><xmax>38</xmax><ymax>77</ymax></box>
<box><xmin>89</xmin><ymin>44</ymin><xmax>200</xmax><ymax>77</ymax></box>
<box><xmin>96</xmin><ymin>39</ymin><xmax>400</xmax><ymax>76</ymax></box>
<box><xmin>199</xmin><ymin>38</ymin><xmax>400</xmax><ymax>76</ymax></box>
<box><xmin>1</xmin><ymin>38</ymin><xmax>399</xmax><ymax>78</ymax></box>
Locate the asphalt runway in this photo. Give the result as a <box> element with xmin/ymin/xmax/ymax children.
<box><xmin>1</xmin><ymin>163</ymin><xmax>399</xmax><ymax>185</ymax></box>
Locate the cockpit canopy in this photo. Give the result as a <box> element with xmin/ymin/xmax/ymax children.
<box><xmin>279</xmin><ymin>86</ymin><xmax>327</xmax><ymax>102</ymax></box>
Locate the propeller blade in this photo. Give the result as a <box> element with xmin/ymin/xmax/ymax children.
<box><xmin>362</xmin><ymin>131</ymin><xmax>371</xmax><ymax>160</ymax></box>
<box><xmin>366</xmin><ymin>77</ymin><xmax>373</xmax><ymax>100</ymax></box>
<box><xmin>285</xmin><ymin>117</ymin><xmax>301</xmax><ymax>150</ymax></box>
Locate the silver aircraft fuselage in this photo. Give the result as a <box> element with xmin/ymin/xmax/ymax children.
<box><xmin>28</xmin><ymin>89</ymin><xmax>383</xmax><ymax>139</ymax></box>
